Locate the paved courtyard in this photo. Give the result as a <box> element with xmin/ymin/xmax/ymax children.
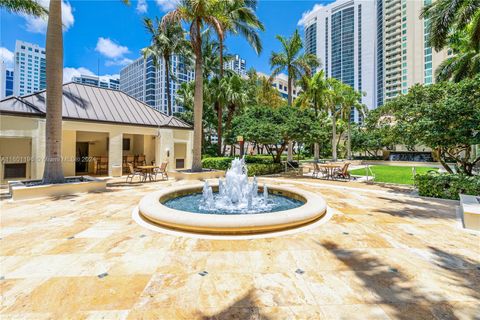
<box><xmin>1</xmin><ymin>177</ymin><xmax>479</xmax><ymax>319</ymax></box>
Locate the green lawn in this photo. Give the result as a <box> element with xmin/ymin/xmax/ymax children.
<box><xmin>349</xmin><ymin>165</ymin><xmax>438</xmax><ymax>185</ymax></box>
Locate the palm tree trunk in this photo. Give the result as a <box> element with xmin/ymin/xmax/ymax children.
<box><xmin>216</xmin><ymin>39</ymin><xmax>224</xmax><ymax>156</ymax></box>
<box><xmin>42</xmin><ymin>0</ymin><xmax>64</xmax><ymax>184</ymax></box>
<box><xmin>165</xmin><ymin>54</ymin><xmax>172</xmax><ymax>116</ymax></box>
<box><xmin>347</xmin><ymin>120</ymin><xmax>352</xmax><ymax>160</ymax></box>
<box><xmin>192</xmin><ymin>37</ymin><xmax>203</xmax><ymax>172</ymax></box>
<box><xmin>332</xmin><ymin>112</ymin><xmax>337</xmax><ymax>161</ymax></box>
<box><xmin>287</xmin><ymin>74</ymin><xmax>293</xmax><ymax>106</ymax></box>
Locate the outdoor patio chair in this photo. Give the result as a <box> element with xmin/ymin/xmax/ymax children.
<box><xmin>95</xmin><ymin>156</ymin><xmax>108</xmax><ymax>175</ymax></box>
<box><xmin>153</xmin><ymin>161</ymin><xmax>168</xmax><ymax>181</ymax></box>
<box><xmin>333</xmin><ymin>162</ymin><xmax>351</xmax><ymax>180</ymax></box>
<box><xmin>123</xmin><ymin>155</ymin><xmax>134</xmax><ymax>173</ymax></box>
<box><xmin>312</xmin><ymin>162</ymin><xmax>329</xmax><ymax>179</ymax></box>
<box><xmin>135</xmin><ymin>155</ymin><xmax>146</xmax><ymax>167</ymax></box>
<box><xmin>126</xmin><ymin>163</ymin><xmax>145</xmax><ymax>183</ymax></box>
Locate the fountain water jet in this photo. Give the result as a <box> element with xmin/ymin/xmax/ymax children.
<box><xmin>199</xmin><ymin>158</ymin><xmax>272</xmax><ymax>214</ymax></box>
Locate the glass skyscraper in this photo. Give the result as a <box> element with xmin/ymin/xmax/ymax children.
<box><xmin>13</xmin><ymin>40</ymin><xmax>46</xmax><ymax>96</ymax></box>
<box><xmin>120</xmin><ymin>54</ymin><xmax>193</xmax><ymax>115</ymax></box>
<box><xmin>301</xmin><ymin>0</ymin><xmax>377</xmax><ymax>122</ymax></box>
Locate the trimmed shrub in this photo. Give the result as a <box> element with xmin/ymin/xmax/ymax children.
<box><xmin>414</xmin><ymin>172</ymin><xmax>480</xmax><ymax>200</ymax></box>
<box><xmin>202</xmin><ymin>157</ymin><xmax>233</xmax><ymax>171</ymax></box>
<box><xmin>202</xmin><ymin>156</ymin><xmax>284</xmax><ymax>176</ymax></box>
<box><xmin>247</xmin><ymin>163</ymin><xmax>284</xmax><ymax>177</ymax></box>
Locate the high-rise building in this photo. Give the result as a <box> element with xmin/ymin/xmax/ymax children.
<box><xmin>224</xmin><ymin>54</ymin><xmax>246</xmax><ymax>76</ymax></box>
<box><xmin>0</xmin><ymin>62</ymin><xmax>14</xmax><ymax>99</ymax></box>
<box><xmin>72</xmin><ymin>74</ymin><xmax>120</xmax><ymax>90</ymax></box>
<box><xmin>120</xmin><ymin>55</ymin><xmax>193</xmax><ymax>115</ymax></box>
<box><xmin>377</xmin><ymin>0</ymin><xmax>449</xmax><ymax>104</ymax></box>
<box><xmin>13</xmin><ymin>40</ymin><xmax>46</xmax><ymax>96</ymax></box>
<box><xmin>257</xmin><ymin>72</ymin><xmax>301</xmax><ymax>100</ymax></box>
<box><xmin>301</xmin><ymin>0</ymin><xmax>377</xmax><ymax>122</ymax></box>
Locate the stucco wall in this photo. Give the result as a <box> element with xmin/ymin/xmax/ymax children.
<box><xmin>0</xmin><ymin>115</ymin><xmax>193</xmax><ymax>180</ymax></box>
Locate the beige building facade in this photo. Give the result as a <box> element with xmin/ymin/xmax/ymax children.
<box><xmin>0</xmin><ymin>83</ymin><xmax>193</xmax><ymax>183</ymax></box>
<box><xmin>381</xmin><ymin>0</ymin><xmax>449</xmax><ymax>103</ymax></box>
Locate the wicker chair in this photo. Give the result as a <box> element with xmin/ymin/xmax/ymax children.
<box><xmin>333</xmin><ymin>162</ymin><xmax>351</xmax><ymax>180</ymax></box>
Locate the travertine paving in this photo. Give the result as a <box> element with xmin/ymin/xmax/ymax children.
<box><xmin>1</xmin><ymin>177</ymin><xmax>479</xmax><ymax>319</ymax></box>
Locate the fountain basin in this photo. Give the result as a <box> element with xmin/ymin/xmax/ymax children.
<box><xmin>138</xmin><ymin>183</ymin><xmax>327</xmax><ymax>235</ymax></box>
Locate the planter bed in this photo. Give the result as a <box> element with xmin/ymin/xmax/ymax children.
<box><xmin>8</xmin><ymin>176</ymin><xmax>106</xmax><ymax>201</ymax></box>
<box><xmin>168</xmin><ymin>169</ymin><xmax>225</xmax><ymax>181</ymax></box>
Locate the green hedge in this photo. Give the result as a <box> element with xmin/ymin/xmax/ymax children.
<box><xmin>246</xmin><ymin>163</ymin><xmax>284</xmax><ymax>177</ymax></box>
<box><xmin>201</xmin><ymin>156</ymin><xmax>284</xmax><ymax>176</ymax></box>
<box><xmin>414</xmin><ymin>173</ymin><xmax>480</xmax><ymax>200</ymax></box>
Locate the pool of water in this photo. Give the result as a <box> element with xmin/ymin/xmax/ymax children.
<box><xmin>164</xmin><ymin>192</ymin><xmax>304</xmax><ymax>215</ymax></box>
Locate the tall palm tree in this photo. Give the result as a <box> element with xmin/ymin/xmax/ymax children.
<box><xmin>0</xmin><ymin>0</ymin><xmax>48</xmax><ymax>16</ymax></box>
<box><xmin>324</xmin><ymin>78</ymin><xmax>344</xmax><ymax>162</ymax></box>
<box><xmin>142</xmin><ymin>17</ymin><xmax>191</xmax><ymax>116</ymax></box>
<box><xmin>1</xmin><ymin>0</ymin><xmax>65</xmax><ymax>183</ymax></box>
<box><xmin>435</xmin><ymin>30</ymin><xmax>480</xmax><ymax>82</ymax></box>
<box><xmin>270</xmin><ymin>29</ymin><xmax>318</xmax><ymax>161</ymax></box>
<box><xmin>162</xmin><ymin>0</ymin><xmax>224</xmax><ymax>172</ymax></box>
<box><xmin>296</xmin><ymin>70</ymin><xmax>329</xmax><ymax>161</ymax></box>
<box><xmin>213</xmin><ymin>0</ymin><xmax>264</xmax><ymax>156</ymax></box>
<box><xmin>338</xmin><ymin>84</ymin><xmax>366</xmax><ymax>160</ymax></box>
<box><xmin>270</xmin><ymin>30</ymin><xmax>319</xmax><ymax>106</ymax></box>
<box><xmin>421</xmin><ymin>0</ymin><xmax>480</xmax><ymax>51</ymax></box>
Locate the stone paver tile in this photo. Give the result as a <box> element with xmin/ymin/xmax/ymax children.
<box><xmin>319</xmin><ymin>304</ymin><xmax>390</xmax><ymax>320</ymax></box>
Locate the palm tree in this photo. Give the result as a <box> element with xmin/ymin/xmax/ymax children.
<box><xmin>296</xmin><ymin>70</ymin><xmax>329</xmax><ymax>161</ymax></box>
<box><xmin>0</xmin><ymin>0</ymin><xmax>48</xmax><ymax>16</ymax></box>
<box><xmin>213</xmin><ymin>0</ymin><xmax>264</xmax><ymax>156</ymax></box>
<box><xmin>421</xmin><ymin>0</ymin><xmax>480</xmax><ymax>51</ymax></box>
<box><xmin>435</xmin><ymin>30</ymin><xmax>480</xmax><ymax>82</ymax></box>
<box><xmin>42</xmin><ymin>0</ymin><xmax>64</xmax><ymax>183</ymax></box>
<box><xmin>324</xmin><ymin>78</ymin><xmax>344</xmax><ymax>162</ymax></box>
<box><xmin>270</xmin><ymin>29</ymin><xmax>318</xmax><ymax>161</ymax></box>
<box><xmin>142</xmin><ymin>17</ymin><xmax>191</xmax><ymax>116</ymax></box>
<box><xmin>338</xmin><ymin>84</ymin><xmax>366</xmax><ymax>160</ymax></box>
<box><xmin>1</xmin><ymin>0</ymin><xmax>65</xmax><ymax>183</ymax></box>
<box><xmin>270</xmin><ymin>30</ymin><xmax>319</xmax><ymax>106</ymax></box>
<box><xmin>162</xmin><ymin>0</ymin><xmax>224</xmax><ymax>172</ymax></box>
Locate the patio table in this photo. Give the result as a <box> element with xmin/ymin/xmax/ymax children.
<box><xmin>317</xmin><ymin>163</ymin><xmax>342</xmax><ymax>180</ymax></box>
<box><xmin>137</xmin><ymin>165</ymin><xmax>159</xmax><ymax>182</ymax></box>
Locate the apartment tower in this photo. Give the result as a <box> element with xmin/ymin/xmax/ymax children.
<box><xmin>13</xmin><ymin>40</ymin><xmax>46</xmax><ymax>96</ymax></box>
<box><xmin>120</xmin><ymin>55</ymin><xmax>193</xmax><ymax>115</ymax></box>
<box><xmin>377</xmin><ymin>0</ymin><xmax>449</xmax><ymax>104</ymax></box>
<box><xmin>301</xmin><ymin>0</ymin><xmax>377</xmax><ymax>122</ymax></box>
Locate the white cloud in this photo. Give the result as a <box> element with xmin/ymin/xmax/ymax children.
<box><xmin>105</xmin><ymin>58</ymin><xmax>133</xmax><ymax>67</ymax></box>
<box><xmin>156</xmin><ymin>0</ymin><xmax>179</xmax><ymax>11</ymax></box>
<box><xmin>22</xmin><ymin>0</ymin><xmax>75</xmax><ymax>34</ymax></box>
<box><xmin>0</xmin><ymin>47</ymin><xmax>14</xmax><ymax>67</ymax></box>
<box><xmin>63</xmin><ymin>67</ymin><xmax>120</xmax><ymax>84</ymax></box>
<box><xmin>63</xmin><ymin>67</ymin><xmax>94</xmax><ymax>83</ymax></box>
<box><xmin>95</xmin><ymin>37</ymin><xmax>129</xmax><ymax>59</ymax></box>
<box><xmin>298</xmin><ymin>4</ymin><xmax>324</xmax><ymax>26</ymax></box>
<box><xmin>136</xmin><ymin>0</ymin><xmax>148</xmax><ymax>14</ymax></box>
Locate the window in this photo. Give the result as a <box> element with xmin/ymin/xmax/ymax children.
<box><xmin>122</xmin><ymin>138</ymin><xmax>131</xmax><ymax>151</ymax></box>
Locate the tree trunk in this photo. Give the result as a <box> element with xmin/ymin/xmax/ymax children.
<box><xmin>216</xmin><ymin>39</ymin><xmax>224</xmax><ymax>156</ymax></box>
<box><xmin>332</xmin><ymin>112</ymin><xmax>337</xmax><ymax>161</ymax></box>
<box><xmin>287</xmin><ymin>141</ymin><xmax>293</xmax><ymax>162</ymax></box>
<box><xmin>347</xmin><ymin>120</ymin><xmax>352</xmax><ymax>160</ymax></box>
<box><xmin>42</xmin><ymin>0</ymin><xmax>64</xmax><ymax>184</ymax></box>
<box><xmin>165</xmin><ymin>54</ymin><xmax>172</xmax><ymax>116</ymax></box>
<box><xmin>191</xmin><ymin>41</ymin><xmax>203</xmax><ymax>172</ymax></box>
<box><xmin>314</xmin><ymin>143</ymin><xmax>319</xmax><ymax>161</ymax></box>
<box><xmin>287</xmin><ymin>74</ymin><xmax>293</xmax><ymax>106</ymax></box>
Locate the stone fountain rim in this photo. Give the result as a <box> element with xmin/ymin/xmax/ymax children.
<box><xmin>138</xmin><ymin>182</ymin><xmax>327</xmax><ymax>235</ymax></box>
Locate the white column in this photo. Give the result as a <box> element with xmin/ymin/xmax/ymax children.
<box><xmin>157</xmin><ymin>129</ymin><xmax>174</xmax><ymax>169</ymax></box>
<box><xmin>31</xmin><ymin>120</ymin><xmax>46</xmax><ymax>179</ymax></box>
<box><xmin>108</xmin><ymin>130</ymin><xmax>123</xmax><ymax>176</ymax></box>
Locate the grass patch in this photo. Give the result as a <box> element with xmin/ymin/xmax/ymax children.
<box><xmin>349</xmin><ymin>165</ymin><xmax>438</xmax><ymax>185</ymax></box>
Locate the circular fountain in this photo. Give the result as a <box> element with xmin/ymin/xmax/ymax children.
<box><xmin>138</xmin><ymin>158</ymin><xmax>327</xmax><ymax>235</ymax></box>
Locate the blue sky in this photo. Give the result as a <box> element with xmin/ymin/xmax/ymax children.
<box><xmin>1</xmin><ymin>0</ymin><xmax>334</xmax><ymax>80</ymax></box>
